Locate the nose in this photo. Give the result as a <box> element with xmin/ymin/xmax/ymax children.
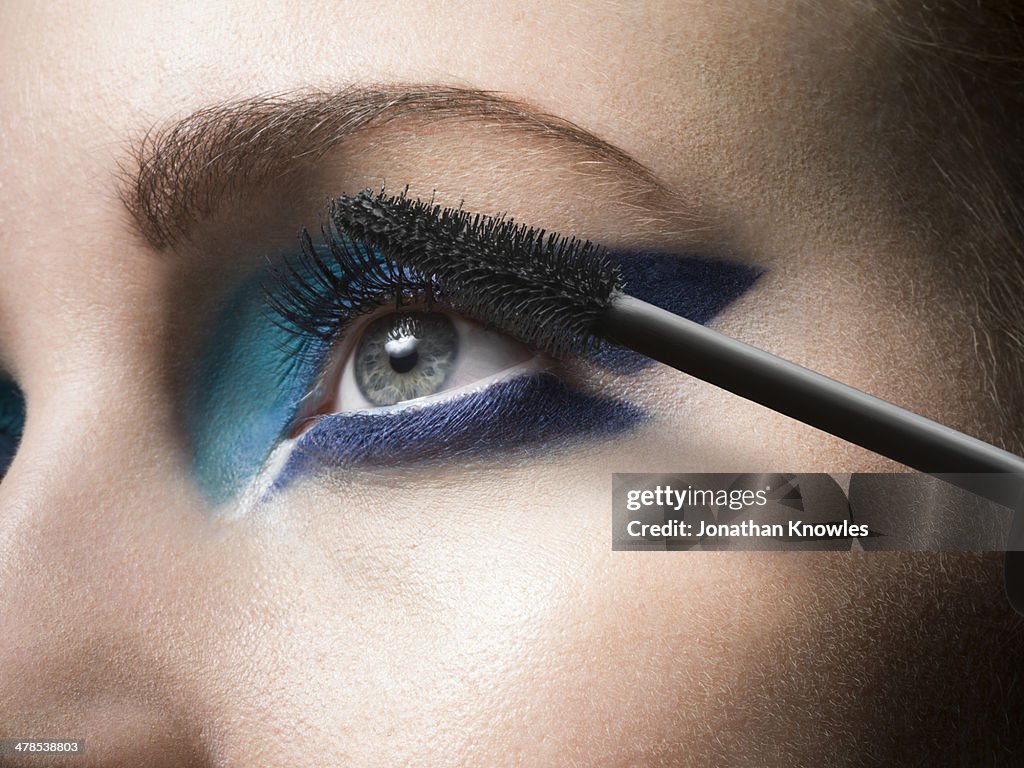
<box><xmin>0</xmin><ymin>391</ymin><xmax>212</xmax><ymax>768</ymax></box>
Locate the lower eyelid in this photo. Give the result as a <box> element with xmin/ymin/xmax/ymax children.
<box><xmin>263</xmin><ymin>371</ymin><xmax>645</xmax><ymax>494</ymax></box>
<box><xmin>328</xmin><ymin>357</ymin><xmax>550</xmax><ymax>420</ymax></box>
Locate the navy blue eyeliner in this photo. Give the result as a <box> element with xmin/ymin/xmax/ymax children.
<box><xmin>272</xmin><ymin>373</ymin><xmax>643</xmax><ymax>490</ymax></box>
<box><xmin>590</xmin><ymin>251</ymin><xmax>761</xmax><ymax>373</ymax></box>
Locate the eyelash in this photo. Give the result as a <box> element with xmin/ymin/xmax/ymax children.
<box><xmin>261</xmin><ymin>221</ymin><xmax>554</xmax><ymax>427</ymax></box>
<box><xmin>263</xmin><ymin>226</ymin><xmax>445</xmax><ymax>356</ymax></box>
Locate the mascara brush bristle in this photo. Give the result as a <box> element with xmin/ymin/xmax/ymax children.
<box><xmin>329</xmin><ymin>189</ymin><xmax>623</xmax><ymax>356</ymax></box>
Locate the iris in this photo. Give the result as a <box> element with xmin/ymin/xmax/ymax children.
<box><xmin>355</xmin><ymin>312</ymin><xmax>459</xmax><ymax>405</ymax></box>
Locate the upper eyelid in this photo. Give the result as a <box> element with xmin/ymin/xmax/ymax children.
<box><xmin>263</xmin><ymin>227</ymin><xmax>765</xmax><ymax>382</ymax></box>
<box><xmin>262</xmin><ymin>236</ymin><xmax>433</xmax><ymax>360</ymax></box>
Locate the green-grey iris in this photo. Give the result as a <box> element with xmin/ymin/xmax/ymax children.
<box><xmin>354</xmin><ymin>312</ymin><xmax>459</xmax><ymax>406</ymax></box>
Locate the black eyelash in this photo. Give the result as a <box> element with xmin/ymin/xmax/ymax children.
<box><xmin>330</xmin><ymin>189</ymin><xmax>621</xmax><ymax>356</ymax></box>
<box><xmin>265</xmin><ymin>187</ymin><xmax>620</xmax><ymax>363</ymax></box>
<box><xmin>262</xmin><ymin>221</ymin><xmax>442</xmax><ymax>347</ymax></box>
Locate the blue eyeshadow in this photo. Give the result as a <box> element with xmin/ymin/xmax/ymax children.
<box><xmin>0</xmin><ymin>376</ymin><xmax>26</xmax><ymax>479</ymax></box>
<box><xmin>592</xmin><ymin>251</ymin><xmax>763</xmax><ymax>373</ymax></box>
<box><xmin>271</xmin><ymin>372</ymin><xmax>644</xmax><ymax>491</ymax></box>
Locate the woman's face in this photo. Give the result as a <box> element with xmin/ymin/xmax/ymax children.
<box><xmin>1</xmin><ymin>1</ymin><xmax>1019</xmax><ymax>765</ymax></box>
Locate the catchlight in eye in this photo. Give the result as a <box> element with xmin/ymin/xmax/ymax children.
<box><xmin>309</xmin><ymin>307</ymin><xmax>540</xmax><ymax>419</ymax></box>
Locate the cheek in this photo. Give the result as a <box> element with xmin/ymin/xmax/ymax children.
<box><xmin>219</xmin><ymin>476</ymin><xmax>966</xmax><ymax>765</ymax></box>
<box><xmin>220</xmin><ymin>476</ymin><xmax>752</xmax><ymax>752</ymax></box>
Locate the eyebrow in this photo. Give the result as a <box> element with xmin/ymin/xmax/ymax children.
<box><xmin>119</xmin><ymin>85</ymin><xmax>673</xmax><ymax>250</ymax></box>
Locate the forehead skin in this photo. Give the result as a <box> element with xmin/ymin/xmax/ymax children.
<box><xmin>0</xmin><ymin>1</ymin><xmax>1020</xmax><ymax>767</ymax></box>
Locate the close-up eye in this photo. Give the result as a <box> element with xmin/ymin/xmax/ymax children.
<box><xmin>242</xmin><ymin>222</ymin><xmax>664</xmax><ymax>489</ymax></box>
<box><xmin>228</xmin><ymin>207</ymin><xmax>765</xmax><ymax>494</ymax></box>
<box><xmin>322</xmin><ymin>307</ymin><xmax>537</xmax><ymax>414</ymax></box>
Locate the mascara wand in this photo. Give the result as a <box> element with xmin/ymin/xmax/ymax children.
<box><xmin>330</xmin><ymin>189</ymin><xmax>1024</xmax><ymax>608</ymax></box>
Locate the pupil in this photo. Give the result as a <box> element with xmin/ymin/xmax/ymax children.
<box><xmin>354</xmin><ymin>311</ymin><xmax>458</xmax><ymax>407</ymax></box>
<box><xmin>389</xmin><ymin>348</ymin><xmax>419</xmax><ymax>374</ymax></box>
<box><xmin>385</xmin><ymin>335</ymin><xmax>420</xmax><ymax>374</ymax></box>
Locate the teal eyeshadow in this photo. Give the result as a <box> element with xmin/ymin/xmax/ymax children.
<box><xmin>187</xmin><ymin>268</ymin><xmax>327</xmax><ymax>504</ymax></box>
<box><xmin>188</xmin><ymin>243</ymin><xmax>414</xmax><ymax>503</ymax></box>
<box><xmin>0</xmin><ymin>376</ymin><xmax>26</xmax><ymax>479</ymax></box>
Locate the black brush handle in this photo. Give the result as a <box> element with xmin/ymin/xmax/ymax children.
<box><xmin>599</xmin><ymin>294</ymin><xmax>1024</xmax><ymax>501</ymax></box>
<box><xmin>600</xmin><ymin>293</ymin><xmax>1024</xmax><ymax>614</ymax></box>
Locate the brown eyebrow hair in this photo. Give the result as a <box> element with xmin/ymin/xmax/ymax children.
<box><xmin>119</xmin><ymin>85</ymin><xmax>672</xmax><ymax>250</ymax></box>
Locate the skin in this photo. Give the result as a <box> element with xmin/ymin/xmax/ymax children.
<box><xmin>1</xmin><ymin>1</ymin><xmax>1022</xmax><ymax>766</ymax></box>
